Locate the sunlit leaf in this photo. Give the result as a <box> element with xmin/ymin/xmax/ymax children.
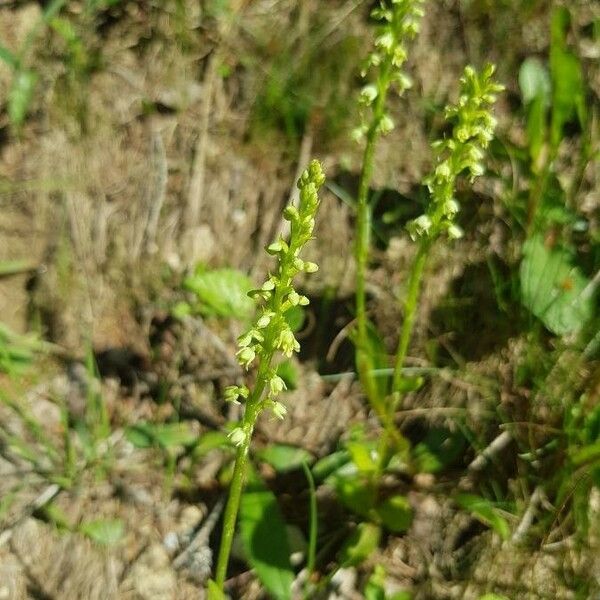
<box><xmin>80</xmin><ymin>519</ymin><xmax>124</xmax><ymax>546</ymax></box>
<box><xmin>520</xmin><ymin>235</ymin><xmax>594</xmax><ymax>335</ymax></box>
<box><xmin>455</xmin><ymin>494</ymin><xmax>510</xmax><ymax>540</ymax></box>
<box><xmin>184</xmin><ymin>267</ymin><xmax>254</xmax><ymax>319</ymax></box>
<box><xmin>239</xmin><ymin>478</ymin><xmax>294</xmax><ymax>600</ymax></box>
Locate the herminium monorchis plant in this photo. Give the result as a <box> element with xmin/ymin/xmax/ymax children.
<box><xmin>391</xmin><ymin>64</ymin><xmax>504</xmax><ymax>397</ymax></box>
<box><xmin>353</xmin><ymin>0</ymin><xmax>424</xmax><ymax>420</ymax></box>
<box><xmin>211</xmin><ymin>160</ymin><xmax>325</xmax><ymax>594</ymax></box>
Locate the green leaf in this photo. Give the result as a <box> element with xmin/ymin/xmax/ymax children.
<box><xmin>312</xmin><ymin>450</ymin><xmax>350</xmax><ymax>481</ymax></box>
<box><xmin>338</xmin><ymin>522</ymin><xmax>381</xmax><ymax>567</ymax></box>
<box><xmin>347</xmin><ymin>440</ymin><xmax>378</xmax><ymax>473</ymax></box>
<box><xmin>519</xmin><ymin>58</ymin><xmax>551</xmax><ymax>106</ymax></box>
<box><xmin>455</xmin><ymin>494</ymin><xmax>510</xmax><ymax>540</ymax></box>
<box><xmin>192</xmin><ymin>430</ymin><xmax>230</xmax><ymax>459</ymax></box>
<box><xmin>520</xmin><ymin>235</ymin><xmax>594</xmax><ymax>335</ymax></box>
<box><xmin>550</xmin><ymin>7</ymin><xmax>586</xmax><ymax>148</ymax></box>
<box><xmin>125</xmin><ymin>422</ymin><xmax>197</xmax><ymax>449</ymax></box>
<box><xmin>0</xmin><ymin>45</ymin><xmax>18</xmax><ymax>69</ymax></box>
<box><xmin>183</xmin><ymin>268</ymin><xmax>254</xmax><ymax>319</ymax></box>
<box><xmin>8</xmin><ymin>70</ymin><xmax>38</xmax><ymax>129</ymax></box>
<box><xmin>364</xmin><ymin>565</ymin><xmax>386</xmax><ymax>600</ymax></box>
<box><xmin>479</xmin><ymin>595</ymin><xmax>509</xmax><ymax>600</ymax></box>
<box><xmin>374</xmin><ymin>495</ymin><xmax>412</xmax><ymax>533</ymax></box>
<box><xmin>256</xmin><ymin>444</ymin><xmax>313</xmax><ymax>473</ymax></box>
<box><xmin>332</xmin><ymin>470</ymin><xmax>376</xmax><ymax>517</ymax></box>
<box><xmin>239</xmin><ymin>479</ymin><xmax>294</xmax><ymax>600</ymax></box>
<box><xmin>80</xmin><ymin>519</ymin><xmax>124</xmax><ymax>546</ymax></box>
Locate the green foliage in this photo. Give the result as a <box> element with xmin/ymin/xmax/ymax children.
<box><xmin>520</xmin><ymin>235</ymin><xmax>595</xmax><ymax>335</ymax></box>
<box><xmin>239</xmin><ymin>477</ymin><xmax>294</xmax><ymax>600</ymax></box>
<box><xmin>256</xmin><ymin>444</ymin><xmax>313</xmax><ymax>473</ymax></box>
<box><xmin>125</xmin><ymin>421</ymin><xmax>197</xmax><ymax>450</ymax></box>
<box><xmin>455</xmin><ymin>494</ymin><xmax>511</xmax><ymax>540</ymax></box>
<box><xmin>339</xmin><ymin>522</ymin><xmax>381</xmax><ymax>567</ymax></box>
<box><xmin>182</xmin><ymin>267</ymin><xmax>255</xmax><ymax>320</ymax></box>
<box><xmin>79</xmin><ymin>518</ymin><xmax>124</xmax><ymax>546</ymax></box>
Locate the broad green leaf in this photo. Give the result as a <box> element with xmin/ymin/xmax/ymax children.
<box><xmin>338</xmin><ymin>522</ymin><xmax>381</xmax><ymax>567</ymax></box>
<box><xmin>256</xmin><ymin>444</ymin><xmax>313</xmax><ymax>473</ymax></box>
<box><xmin>455</xmin><ymin>494</ymin><xmax>510</xmax><ymax>540</ymax></box>
<box><xmin>479</xmin><ymin>595</ymin><xmax>509</xmax><ymax>600</ymax></box>
<box><xmin>8</xmin><ymin>70</ymin><xmax>38</xmax><ymax>129</ymax></box>
<box><xmin>239</xmin><ymin>479</ymin><xmax>294</xmax><ymax>600</ymax></box>
<box><xmin>520</xmin><ymin>235</ymin><xmax>594</xmax><ymax>335</ymax></box>
<box><xmin>80</xmin><ymin>519</ymin><xmax>124</xmax><ymax>545</ymax></box>
<box><xmin>375</xmin><ymin>495</ymin><xmax>412</xmax><ymax>533</ymax></box>
<box><xmin>125</xmin><ymin>422</ymin><xmax>197</xmax><ymax>449</ymax></box>
<box><xmin>184</xmin><ymin>268</ymin><xmax>254</xmax><ymax>319</ymax></box>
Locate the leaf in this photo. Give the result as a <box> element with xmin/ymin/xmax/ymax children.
<box><xmin>455</xmin><ymin>494</ymin><xmax>510</xmax><ymax>541</ymax></box>
<box><xmin>125</xmin><ymin>422</ymin><xmax>197</xmax><ymax>449</ymax></box>
<box><xmin>312</xmin><ymin>450</ymin><xmax>350</xmax><ymax>481</ymax></box>
<box><xmin>192</xmin><ymin>430</ymin><xmax>230</xmax><ymax>459</ymax></box>
<box><xmin>256</xmin><ymin>444</ymin><xmax>313</xmax><ymax>473</ymax></box>
<box><xmin>520</xmin><ymin>235</ymin><xmax>594</xmax><ymax>335</ymax></box>
<box><xmin>239</xmin><ymin>478</ymin><xmax>294</xmax><ymax>600</ymax></box>
<box><xmin>364</xmin><ymin>565</ymin><xmax>386</xmax><ymax>600</ymax></box>
<box><xmin>549</xmin><ymin>7</ymin><xmax>586</xmax><ymax>148</ymax></box>
<box><xmin>8</xmin><ymin>70</ymin><xmax>38</xmax><ymax>129</ymax></box>
<box><xmin>519</xmin><ymin>58</ymin><xmax>551</xmax><ymax>106</ymax></box>
<box><xmin>332</xmin><ymin>470</ymin><xmax>376</xmax><ymax>517</ymax></box>
<box><xmin>80</xmin><ymin>519</ymin><xmax>124</xmax><ymax>545</ymax></box>
<box><xmin>374</xmin><ymin>495</ymin><xmax>412</xmax><ymax>533</ymax></box>
<box><xmin>183</xmin><ymin>268</ymin><xmax>254</xmax><ymax>319</ymax></box>
<box><xmin>479</xmin><ymin>595</ymin><xmax>509</xmax><ymax>600</ymax></box>
<box><xmin>0</xmin><ymin>45</ymin><xmax>18</xmax><ymax>69</ymax></box>
<box><xmin>338</xmin><ymin>522</ymin><xmax>381</xmax><ymax>567</ymax></box>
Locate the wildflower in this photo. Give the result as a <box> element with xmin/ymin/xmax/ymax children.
<box><xmin>228</xmin><ymin>427</ymin><xmax>246</xmax><ymax>447</ymax></box>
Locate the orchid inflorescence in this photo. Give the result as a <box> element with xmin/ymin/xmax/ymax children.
<box><xmin>353</xmin><ymin>0</ymin><xmax>425</xmax><ymax>143</ymax></box>
<box><xmin>225</xmin><ymin>160</ymin><xmax>325</xmax><ymax>447</ymax></box>
<box><xmin>407</xmin><ymin>63</ymin><xmax>504</xmax><ymax>243</ymax></box>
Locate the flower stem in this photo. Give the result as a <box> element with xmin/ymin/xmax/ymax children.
<box><xmin>392</xmin><ymin>241</ymin><xmax>428</xmax><ymax>397</ymax></box>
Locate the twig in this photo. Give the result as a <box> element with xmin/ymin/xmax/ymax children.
<box><xmin>512</xmin><ymin>485</ymin><xmax>543</xmax><ymax>544</ymax></box>
<box><xmin>172</xmin><ymin>496</ymin><xmax>225</xmax><ymax>570</ymax></box>
<box><xmin>468</xmin><ymin>430</ymin><xmax>512</xmax><ymax>472</ymax></box>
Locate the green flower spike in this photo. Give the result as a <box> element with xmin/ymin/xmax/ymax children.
<box><xmin>212</xmin><ymin>160</ymin><xmax>325</xmax><ymax>594</ymax></box>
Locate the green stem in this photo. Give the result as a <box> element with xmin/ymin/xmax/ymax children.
<box><xmin>214</xmin><ymin>392</ymin><xmax>263</xmax><ymax>590</ymax></box>
<box><xmin>355</xmin><ymin>60</ymin><xmax>392</xmax><ymax>403</ymax></box>
<box><xmin>392</xmin><ymin>241</ymin><xmax>429</xmax><ymax>396</ymax></box>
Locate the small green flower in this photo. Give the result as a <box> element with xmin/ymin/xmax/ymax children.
<box><xmin>228</xmin><ymin>427</ymin><xmax>247</xmax><ymax>447</ymax></box>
